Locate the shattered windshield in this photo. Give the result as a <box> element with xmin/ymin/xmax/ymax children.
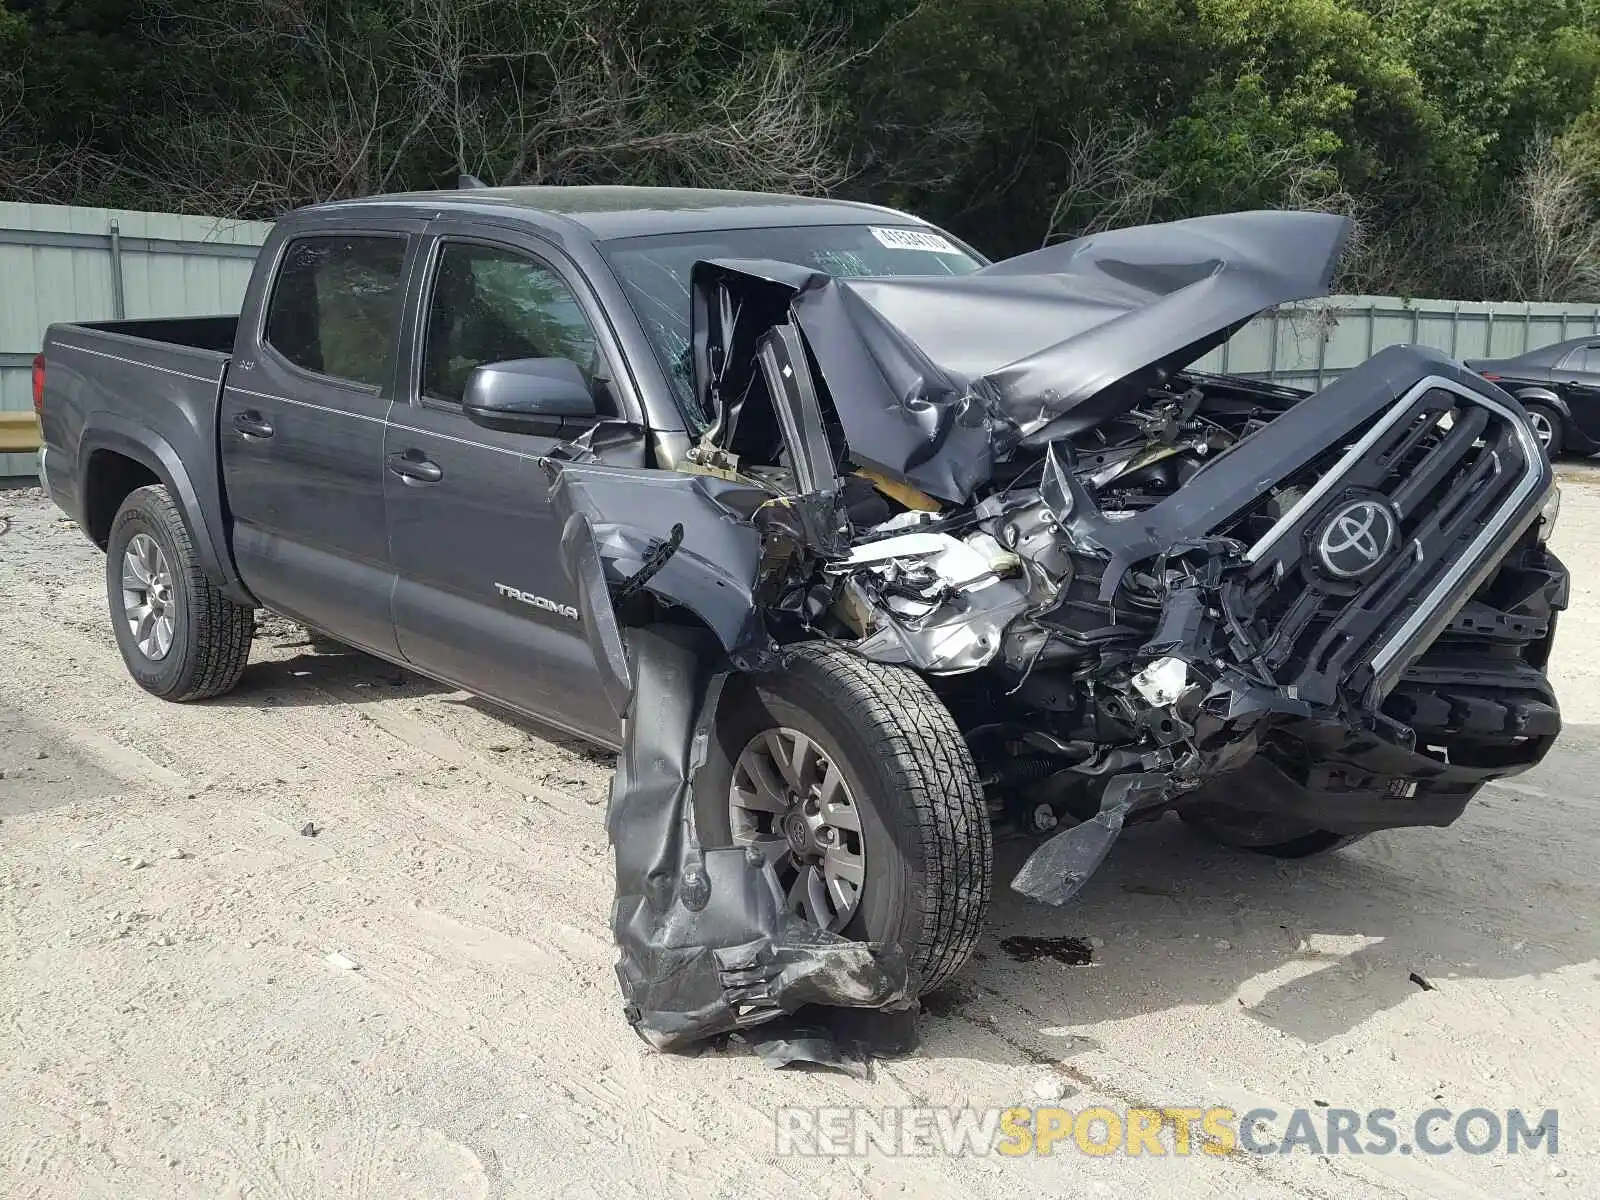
<box><xmin>599</xmin><ymin>224</ymin><xmax>982</xmax><ymax>425</ymax></box>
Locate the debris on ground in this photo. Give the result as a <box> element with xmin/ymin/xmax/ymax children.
<box><xmin>1408</xmin><ymin>971</ymin><xmax>1435</xmax><ymax>992</ymax></box>
<box><xmin>300</xmin><ymin>822</ymin><xmax>320</xmax><ymax>838</ymax></box>
<box><xmin>1121</xmin><ymin>882</ymin><xmax>1178</xmax><ymax>898</ymax></box>
<box><xmin>1031</xmin><ymin>1076</ymin><xmax>1068</xmax><ymax>1101</ymax></box>
<box><xmin>998</xmin><ymin>935</ymin><xmax>1095</xmax><ymax>966</ymax></box>
<box><xmin>325</xmin><ymin>951</ymin><xmax>360</xmax><ymax>971</ymax></box>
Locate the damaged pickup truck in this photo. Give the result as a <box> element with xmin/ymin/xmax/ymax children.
<box><xmin>38</xmin><ymin>189</ymin><xmax>1567</xmax><ymax>1014</ymax></box>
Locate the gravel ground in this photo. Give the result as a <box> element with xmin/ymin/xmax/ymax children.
<box><xmin>2</xmin><ymin>467</ymin><xmax>1599</xmax><ymax>1198</ymax></box>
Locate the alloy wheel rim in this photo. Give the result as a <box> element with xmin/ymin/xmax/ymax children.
<box><xmin>727</xmin><ymin>727</ymin><xmax>867</xmax><ymax>931</ymax></box>
<box><xmin>121</xmin><ymin>533</ymin><xmax>176</xmax><ymax>661</ymax></box>
<box><xmin>1530</xmin><ymin>410</ymin><xmax>1554</xmax><ymax>447</ymax></box>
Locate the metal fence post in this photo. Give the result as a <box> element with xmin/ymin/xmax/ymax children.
<box><xmin>1314</xmin><ymin>317</ymin><xmax>1328</xmax><ymax>388</ymax></box>
<box><xmin>107</xmin><ymin>219</ymin><xmax>126</xmax><ymax>319</ymax></box>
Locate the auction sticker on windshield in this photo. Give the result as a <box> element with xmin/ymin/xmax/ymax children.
<box><xmin>871</xmin><ymin>227</ymin><xmax>960</xmax><ymax>254</ymax></box>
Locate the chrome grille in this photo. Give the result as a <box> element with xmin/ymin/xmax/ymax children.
<box><xmin>1228</xmin><ymin>376</ymin><xmax>1547</xmax><ymax>708</ymax></box>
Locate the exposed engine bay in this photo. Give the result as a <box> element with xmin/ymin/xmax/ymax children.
<box><xmin>552</xmin><ymin>210</ymin><xmax>1567</xmax><ymax>906</ymax></box>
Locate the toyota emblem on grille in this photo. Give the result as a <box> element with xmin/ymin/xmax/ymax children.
<box><xmin>1315</xmin><ymin>499</ymin><xmax>1398</xmax><ymax>580</ymax></box>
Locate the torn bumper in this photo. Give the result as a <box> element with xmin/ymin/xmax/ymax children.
<box><xmin>1047</xmin><ymin>347</ymin><xmax>1556</xmax><ymax>718</ymax></box>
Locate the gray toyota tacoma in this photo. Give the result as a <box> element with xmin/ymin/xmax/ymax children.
<box><xmin>35</xmin><ymin>187</ymin><xmax>1567</xmax><ymax>995</ymax></box>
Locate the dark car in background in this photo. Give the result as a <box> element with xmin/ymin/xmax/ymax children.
<box><xmin>1468</xmin><ymin>336</ymin><xmax>1600</xmax><ymax>456</ymax></box>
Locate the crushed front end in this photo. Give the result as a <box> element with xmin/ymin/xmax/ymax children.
<box><xmin>568</xmin><ymin>211</ymin><xmax>1568</xmax><ymax>909</ymax></box>
<box><xmin>791</xmin><ymin>345</ymin><xmax>1565</xmax><ymax>901</ymax></box>
<box><xmin>974</xmin><ymin>348</ymin><xmax>1562</xmax><ymax>888</ymax></box>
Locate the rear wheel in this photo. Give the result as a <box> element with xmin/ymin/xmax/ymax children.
<box><xmin>1524</xmin><ymin>402</ymin><xmax>1563</xmax><ymax>457</ymax></box>
<box><xmin>105</xmin><ymin>485</ymin><xmax>254</xmax><ymax>701</ymax></box>
<box><xmin>695</xmin><ymin>643</ymin><xmax>991</xmax><ymax>993</ymax></box>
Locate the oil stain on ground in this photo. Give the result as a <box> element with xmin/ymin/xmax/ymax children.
<box><xmin>998</xmin><ymin>935</ymin><xmax>1094</xmax><ymax>966</ymax></box>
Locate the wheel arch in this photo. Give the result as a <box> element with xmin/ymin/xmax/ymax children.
<box><xmin>1509</xmin><ymin>386</ymin><xmax>1568</xmax><ymax>422</ymax></box>
<box><xmin>76</xmin><ymin>415</ymin><xmax>252</xmax><ymax>603</ymax></box>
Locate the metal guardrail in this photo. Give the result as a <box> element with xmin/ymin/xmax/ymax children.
<box><xmin>0</xmin><ymin>411</ymin><xmax>39</xmax><ymax>453</ymax></box>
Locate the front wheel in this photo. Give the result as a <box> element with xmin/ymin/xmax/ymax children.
<box><xmin>694</xmin><ymin>643</ymin><xmax>992</xmax><ymax>993</ymax></box>
<box><xmin>105</xmin><ymin>484</ymin><xmax>254</xmax><ymax>701</ymax></box>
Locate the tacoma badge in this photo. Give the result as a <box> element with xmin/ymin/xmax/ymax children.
<box><xmin>494</xmin><ymin>583</ymin><xmax>580</xmax><ymax>621</ymax></box>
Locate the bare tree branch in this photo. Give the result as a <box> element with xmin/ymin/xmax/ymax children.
<box><xmin>1040</xmin><ymin>121</ymin><xmax>1165</xmax><ymax>244</ymax></box>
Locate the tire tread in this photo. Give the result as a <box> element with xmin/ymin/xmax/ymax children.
<box><xmin>110</xmin><ymin>485</ymin><xmax>253</xmax><ymax>701</ymax></box>
<box><xmin>778</xmin><ymin>642</ymin><xmax>992</xmax><ymax>992</ymax></box>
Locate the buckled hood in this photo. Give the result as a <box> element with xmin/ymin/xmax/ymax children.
<box><xmin>691</xmin><ymin>210</ymin><xmax>1352</xmax><ymax>503</ymax></box>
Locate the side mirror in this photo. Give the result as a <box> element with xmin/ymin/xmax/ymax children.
<box><xmin>462</xmin><ymin>358</ymin><xmax>597</xmax><ymax>437</ymax></box>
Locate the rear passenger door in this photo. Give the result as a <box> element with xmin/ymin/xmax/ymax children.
<box><xmin>222</xmin><ymin>223</ymin><xmax>421</xmax><ymax>657</ymax></box>
<box><xmin>1556</xmin><ymin>344</ymin><xmax>1600</xmax><ymax>400</ymax></box>
<box><xmin>384</xmin><ymin>226</ymin><xmax>647</xmax><ymax>745</ymax></box>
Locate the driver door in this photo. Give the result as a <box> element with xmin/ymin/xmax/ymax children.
<box><xmin>384</xmin><ymin>225</ymin><xmax>645</xmax><ymax>745</ymax></box>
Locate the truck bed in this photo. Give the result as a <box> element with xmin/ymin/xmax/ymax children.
<box><xmin>38</xmin><ymin>314</ymin><xmax>241</xmax><ymax>597</ymax></box>
<box><xmin>62</xmin><ymin>315</ymin><xmax>240</xmax><ymax>355</ymax></box>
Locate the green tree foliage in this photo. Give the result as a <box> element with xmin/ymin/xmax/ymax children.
<box><xmin>4</xmin><ymin>0</ymin><xmax>1600</xmax><ymax>298</ymax></box>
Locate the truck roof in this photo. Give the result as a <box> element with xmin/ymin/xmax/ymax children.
<box><xmin>311</xmin><ymin>185</ymin><xmax>924</xmax><ymax>241</ymax></box>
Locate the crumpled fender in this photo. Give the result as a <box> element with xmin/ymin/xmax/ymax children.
<box><xmin>559</xmin><ymin>510</ymin><xmax>634</xmax><ymax>719</ymax></box>
<box><xmin>555</xmin><ymin>504</ymin><xmax>918</xmax><ymax>1067</ymax></box>
<box><xmin>607</xmin><ymin>628</ymin><xmax>914</xmax><ymax>1058</ymax></box>
<box><xmin>548</xmin><ymin>460</ymin><xmax>774</xmax><ymax>668</ymax></box>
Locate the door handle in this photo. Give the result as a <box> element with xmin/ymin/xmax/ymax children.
<box><xmin>388</xmin><ymin>451</ymin><xmax>443</xmax><ymax>484</ymax></box>
<box><xmin>232</xmin><ymin>411</ymin><xmax>274</xmax><ymax>439</ymax></box>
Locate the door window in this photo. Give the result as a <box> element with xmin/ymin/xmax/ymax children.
<box><xmin>263</xmin><ymin>235</ymin><xmax>407</xmax><ymax>388</ymax></box>
<box><xmin>420</xmin><ymin>242</ymin><xmax>602</xmax><ymax>406</ymax></box>
<box><xmin>1557</xmin><ymin>344</ymin><xmax>1600</xmax><ymax>373</ymax></box>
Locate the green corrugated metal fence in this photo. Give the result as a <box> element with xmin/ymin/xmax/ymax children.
<box><xmin>0</xmin><ymin>202</ymin><xmax>271</xmax><ymax>478</ymax></box>
<box><xmin>1196</xmin><ymin>295</ymin><xmax>1600</xmax><ymax>390</ymax></box>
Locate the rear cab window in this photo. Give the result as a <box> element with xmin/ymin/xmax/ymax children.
<box><xmin>264</xmin><ymin>235</ymin><xmax>408</xmax><ymax>389</ymax></box>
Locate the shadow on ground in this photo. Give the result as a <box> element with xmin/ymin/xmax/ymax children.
<box><xmin>220</xmin><ymin>633</ymin><xmax>615</xmax><ymax>767</ymax></box>
<box><xmin>920</xmin><ymin>737</ymin><xmax>1599</xmax><ymax>1064</ymax></box>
